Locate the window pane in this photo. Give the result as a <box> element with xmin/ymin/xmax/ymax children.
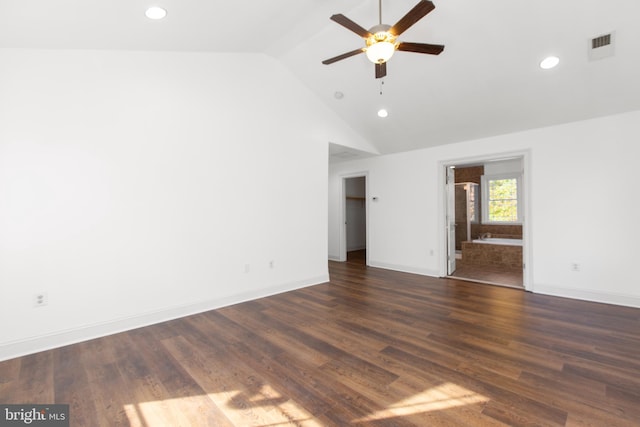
<box><xmin>489</xmin><ymin>200</ymin><xmax>518</xmax><ymax>222</ymax></box>
<box><xmin>489</xmin><ymin>179</ymin><xmax>517</xmax><ymax>200</ymax></box>
<box><xmin>488</xmin><ymin>178</ymin><xmax>518</xmax><ymax>222</ymax></box>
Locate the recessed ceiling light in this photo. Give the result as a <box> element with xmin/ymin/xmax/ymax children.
<box><xmin>377</xmin><ymin>109</ymin><xmax>388</xmax><ymax>118</ymax></box>
<box><xmin>540</xmin><ymin>56</ymin><xmax>560</xmax><ymax>69</ymax></box>
<box><xmin>145</xmin><ymin>6</ymin><xmax>167</xmax><ymax>20</ymax></box>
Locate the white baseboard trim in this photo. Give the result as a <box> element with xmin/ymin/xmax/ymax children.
<box><xmin>533</xmin><ymin>283</ymin><xmax>640</xmax><ymax>308</ymax></box>
<box><xmin>0</xmin><ymin>274</ymin><xmax>329</xmax><ymax>362</ymax></box>
<box><xmin>328</xmin><ymin>254</ymin><xmax>342</xmax><ymax>261</ymax></box>
<box><xmin>368</xmin><ymin>260</ymin><xmax>440</xmax><ymax>278</ymax></box>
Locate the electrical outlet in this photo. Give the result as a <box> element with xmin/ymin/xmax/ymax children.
<box><xmin>269</xmin><ymin>260</ymin><xmax>274</xmax><ymax>269</ymax></box>
<box><xmin>571</xmin><ymin>263</ymin><xmax>580</xmax><ymax>272</ymax></box>
<box><xmin>34</xmin><ymin>292</ymin><xmax>48</xmax><ymax>307</ymax></box>
<box><xmin>244</xmin><ymin>264</ymin><xmax>250</xmax><ymax>273</ymax></box>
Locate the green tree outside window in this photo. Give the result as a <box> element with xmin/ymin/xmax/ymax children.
<box><xmin>488</xmin><ymin>178</ymin><xmax>518</xmax><ymax>222</ymax></box>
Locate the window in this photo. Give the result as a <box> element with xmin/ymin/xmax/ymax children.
<box><xmin>481</xmin><ymin>173</ymin><xmax>522</xmax><ymax>223</ymax></box>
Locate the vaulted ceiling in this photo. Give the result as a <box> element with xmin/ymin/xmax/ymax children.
<box><xmin>2</xmin><ymin>0</ymin><xmax>639</xmax><ymax>157</ymax></box>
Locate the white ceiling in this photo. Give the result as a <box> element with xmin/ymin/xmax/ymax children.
<box><xmin>2</xmin><ymin>0</ymin><xmax>639</xmax><ymax>157</ymax></box>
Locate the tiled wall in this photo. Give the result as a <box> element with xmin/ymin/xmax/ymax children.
<box><xmin>460</xmin><ymin>241</ymin><xmax>523</xmax><ymax>269</ymax></box>
<box><xmin>454</xmin><ymin>166</ymin><xmax>483</xmax><ymax>184</ymax></box>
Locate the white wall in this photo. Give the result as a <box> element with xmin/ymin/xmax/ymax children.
<box><xmin>0</xmin><ymin>48</ymin><xmax>365</xmax><ymax>361</ymax></box>
<box><xmin>329</xmin><ymin>110</ymin><xmax>640</xmax><ymax>308</ymax></box>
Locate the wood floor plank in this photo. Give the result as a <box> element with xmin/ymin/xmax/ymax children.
<box><xmin>128</xmin><ymin>328</ymin><xmax>226</xmax><ymax>427</ymax></box>
<box><xmin>189</xmin><ymin>311</ymin><xmax>336</xmax><ymax>419</ymax></box>
<box><xmin>160</xmin><ymin>335</ymin><xmax>268</xmax><ymax>427</ymax></box>
<box><xmin>1</xmin><ymin>257</ymin><xmax>639</xmax><ymax>425</ymax></box>
<box><xmin>380</xmin><ymin>344</ymin><xmax>569</xmax><ymax>426</ymax></box>
<box><xmin>562</xmin><ymin>361</ymin><xmax>640</xmax><ymax>401</ymax></box>
<box><xmin>15</xmin><ymin>351</ymin><xmax>54</xmax><ymax>404</ymax></box>
<box><xmin>53</xmin><ymin>344</ymin><xmax>98</xmax><ymax>426</ymax></box>
<box><xmin>219</xmin><ymin>305</ymin><xmax>333</xmax><ymax>367</ymax></box>
<box><xmin>0</xmin><ymin>357</ymin><xmax>20</xmax><ymax>385</ymax></box>
<box><xmin>517</xmin><ymin>370</ymin><xmax>638</xmax><ymax>425</ymax></box>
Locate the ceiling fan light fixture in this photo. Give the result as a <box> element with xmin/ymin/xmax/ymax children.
<box><xmin>322</xmin><ymin>1</ymin><xmax>443</xmax><ymax>78</ymax></box>
<box><xmin>366</xmin><ymin>41</ymin><xmax>396</xmax><ymax>64</ymax></box>
<box><xmin>366</xmin><ymin>31</ymin><xmax>397</xmax><ymax>64</ymax></box>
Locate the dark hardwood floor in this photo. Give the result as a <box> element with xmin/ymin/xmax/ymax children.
<box><xmin>2</xmin><ymin>258</ymin><xmax>640</xmax><ymax>426</ymax></box>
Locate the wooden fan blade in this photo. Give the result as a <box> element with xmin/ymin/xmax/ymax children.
<box><xmin>330</xmin><ymin>14</ymin><xmax>372</xmax><ymax>38</ymax></box>
<box><xmin>322</xmin><ymin>48</ymin><xmax>365</xmax><ymax>65</ymax></box>
<box><xmin>397</xmin><ymin>42</ymin><xmax>444</xmax><ymax>55</ymax></box>
<box><xmin>389</xmin><ymin>0</ymin><xmax>435</xmax><ymax>36</ymax></box>
<box><xmin>375</xmin><ymin>62</ymin><xmax>387</xmax><ymax>79</ymax></box>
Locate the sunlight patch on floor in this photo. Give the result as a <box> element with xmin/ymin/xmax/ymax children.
<box><xmin>352</xmin><ymin>382</ymin><xmax>489</xmax><ymax>423</ymax></box>
<box><xmin>124</xmin><ymin>384</ymin><xmax>323</xmax><ymax>426</ymax></box>
<box><xmin>211</xmin><ymin>383</ymin><xmax>324</xmax><ymax>427</ymax></box>
<box><xmin>124</xmin><ymin>399</ymin><xmax>190</xmax><ymax>427</ymax></box>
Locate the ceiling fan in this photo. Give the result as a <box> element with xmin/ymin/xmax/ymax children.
<box><xmin>322</xmin><ymin>0</ymin><xmax>444</xmax><ymax>79</ymax></box>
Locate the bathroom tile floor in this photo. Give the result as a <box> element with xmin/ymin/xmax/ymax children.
<box><xmin>450</xmin><ymin>263</ymin><xmax>523</xmax><ymax>288</ymax></box>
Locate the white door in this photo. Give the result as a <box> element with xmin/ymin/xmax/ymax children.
<box><xmin>446</xmin><ymin>166</ymin><xmax>456</xmax><ymax>274</ymax></box>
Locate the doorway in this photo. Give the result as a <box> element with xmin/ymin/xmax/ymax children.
<box><xmin>343</xmin><ymin>176</ymin><xmax>367</xmax><ymax>264</ymax></box>
<box><xmin>443</xmin><ymin>155</ymin><xmax>529</xmax><ymax>289</ymax></box>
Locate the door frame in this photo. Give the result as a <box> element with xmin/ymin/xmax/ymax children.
<box><xmin>339</xmin><ymin>172</ymin><xmax>369</xmax><ymax>264</ymax></box>
<box><xmin>446</xmin><ymin>165</ymin><xmax>456</xmax><ymax>274</ymax></box>
<box><xmin>438</xmin><ymin>150</ymin><xmax>533</xmax><ymax>290</ymax></box>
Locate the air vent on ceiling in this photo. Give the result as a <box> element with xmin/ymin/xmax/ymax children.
<box><xmin>592</xmin><ymin>34</ymin><xmax>611</xmax><ymax>49</ymax></box>
<box><xmin>589</xmin><ymin>31</ymin><xmax>615</xmax><ymax>61</ymax></box>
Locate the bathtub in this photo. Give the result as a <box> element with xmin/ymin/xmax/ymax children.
<box><xmin>472</xmin><ymin>238</ymin><xmax>522</xmax><ymax>246</ymax></box>
<box><xmin>462</xmin><ymin>239</ymin><xmax>523</xmax><ymax>269</ymax></box>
